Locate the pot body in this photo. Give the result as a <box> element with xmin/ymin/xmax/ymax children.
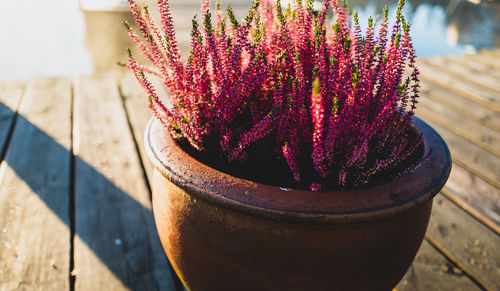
<box><xmin>152</xmin><ymin>171</ymin><xmax>432</xmax><ymax>291</ymax></box>
<box><xmin>146</xmin><ymin>117</ymin><xmax>451</xmax><ymax>291</ymax></box>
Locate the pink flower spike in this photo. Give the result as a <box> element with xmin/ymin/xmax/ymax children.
<box><xmin>124</xmin><ymin>0</ymin><xmax>425</xmax><ymax>191</ymax></box>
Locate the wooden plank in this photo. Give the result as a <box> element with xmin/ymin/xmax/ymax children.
<box><xmin>417</xmin><ymin>61</ymin><xmax>500</xmax><ymax>111</ymax></box>
<box><xmin>426</xmin><ymin>195</ymin><xmax>500</xmax><ymax>290</ymax></box>
<box><xmin>118</xmin><ymin>73</ymin><xmax>169</xmax><ymax>182</ymax></box>
<box><xmin>463</xmin><ymin>53</ymin><xmax>500</xmax><ymax>70</ymax></box>
<box><xmin>0</xmin><ymin>82</ymin><xmax>24</xmax><ymax>156</ymax></box>
<box><xmin>443</xmin><ymin>163</ymin><xmax>500</xmax><ymax>233</ymax></box>
<box><xmin>417</xmin><ymin>97</ymin><xmax>500</xmax><ymax>157</ymax></box>
<box><xmin>0</xmin><ymin>78</ymin><xmax>72</xmax><ymax>290</ymax></box>
<box><xmin>395</xmin><ymin>240</ymin><xmax>481</xmax><ymax>291</ymax></box>
<box><xmin>417</xmin><ymin>118</ymin><xmax>500</xmax><ymax>189</ymax></box>
<box><xmin>444</xmin><ymin>56</ymin><xmax>500</xmax><ymax>81</ymax></box>
<box><xmin>120</xmin><ymin>70</ymin><xmax>187</xmax><ymax>291</ymax></box>
<box><xmin>421</xmin><ymin>57</ymin><xmax>500</xmax><ymax>94</ymax></box>
<box><xmin>73</xmin><ymin>74</ymin><xmax>176</xmax><ymax>290</ymax></box>
<box><xmin>480</xmin><ymin>48</ymin><xmax>500</xmax><ymax>59</ymax></box>
<box><xmin>420</xmin><ymin>80</ymin><xmax>500</xmax><ymax>132</ymax></box>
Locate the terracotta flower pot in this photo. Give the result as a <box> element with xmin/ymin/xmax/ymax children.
<box><xmin>145</xmin><ymin>117</ymin><xmax>451</xmax><ymax>291</ymax></box>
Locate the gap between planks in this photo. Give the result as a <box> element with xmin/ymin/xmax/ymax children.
<box><xmin>463</xmin><ymin>53</ymin><xmax>500</xmax><ymax>70</ymax></box>
<box><xmin>420</xmin><ymin>57</ymin><xmax>500</xmax><ymax>94</ymax></box>
<box><xmin>396</xmin><ymin>240</ymin><xmax>482</xmax><ymax>291</ymax></box>
<box><xmin>117</xmin><ymin>72</ymin><xmax>186</xmax><ymax>291</ymax></box>
<box><xmin>0</xmin><ymin>78</ymin><xmax>72</xmax><ymax>290</ymax></box>
<box><xmin>419</xmin><ymin>81</ymin><xmax>500</xmax><ymax>133</ymax></box>
<box><xmin>420</xmin><ymin>118</ymin><xmax>500</xmax><ymax>190</ymax></box>
<box><xmin>440</xmin><ymin>189</ymin><xmax>500</xmax><ymax>237</ymax></box>
<box><xmin>424</xmin><ymin>234</ymin><xmax>490</xmax><ymax>291</ymax></box>
<box><xmin>417</xmin><ymin>100</ymin><xmax>500</xmax><ymax>158</ymax></box>
<box><xmin>69</xmin><ymin>79</ymin><xmax>76</xmax><ymax>291</ymax></box>
<box><xmin>116</xmin><ymin>74</ymin><xmax>152</xmax><ymax>196</ymax></box>
<box><xmin>73</xmin><ymin>74</ymin><xmax>176</xmax><ymax>291</ymax></box>
<box><xmin>427</xmin><ymin>194</ymin><xmax>499</xmax><ymax>290</ymax></box>
<box><xmin>417</xmin><ymin>61</ymin><xmax>500</xmax><ymax>112</ymax></box>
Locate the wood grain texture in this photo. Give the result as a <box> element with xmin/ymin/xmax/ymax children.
<box><xmin>417</xmin><ymin>61</ymin><xmax>500</xmax><ymax>111</ymax></box>
<box><xmin>420</xmin><ymin>80</ymin><xmax>500</xmax><ymax>132</ymax></box>
<box><xmin>480</xmin><ymin>49</ymin><xmax>500</xmax><ymax>59</ymax></box>
<box><xmin>0</xmin><ymin>78</ymin><xmax>72</xmax><ymax>290</ymax></box>
<box><xmin>396</xmin><ymin>240</ymin><xmax>481</xmax><ymax>291</ymax></box>
<box><xmin>444</xmin><ymin>56</ymin><xmax>500</xmax><ymax>82</ymax></box>
<box><xmin>443</xmin><ymin>163</ymin><xmax>500</xmax><ymax>232</ymax></box>
<box><xmin>73</xmin><ymin>75</ymin><xmax>175</xmax><ymax>291</ymax></box>
<box><xmin>427</xmin><ymin>195</ymin><xmax>500</xmax><ymax>290</ymax></box>
<box><xmin>463</xmin><ymin>53</ymin><xmax>500</xmax><ymax>70</ymax></box>
<box><xmin>422</xmin><ymin>57</ymin><xmax>500</xmax><ymax>94</ymax></box>
<box><xmin>0</xmin><ymin>82</ymin><xmax>24</xmax><ymax>156</ymax></box>
<box><xmin>118</xmin><ymin>72</ymin><xmax>168</xmax><ymax>182</ymax></box>
<box><xmin>417</xmin><ymin>118</ymin><xmax>500</xmax><ymax>189</ymax></box>
<box><xmin>417</xmin><ymin>97</ymin><xmax>500</xmax><ymax>157</ymax></box>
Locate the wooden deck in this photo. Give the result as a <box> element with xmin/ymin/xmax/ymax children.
<box><xmin>0</xmin><ymin>24</ymin><xmax>499</xmax><ymax>291</ymax></box>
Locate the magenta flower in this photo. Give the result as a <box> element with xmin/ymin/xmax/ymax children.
<box><xmin>125</xmin><ymin>0</ymin><xmax>426</xmax><ymax>191</ymax></box>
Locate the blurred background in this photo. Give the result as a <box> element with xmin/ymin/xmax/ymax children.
<box><xmin>0</xmin><ymin>0</ymin><xmax>499</xmax><ymax>81</ymax></box>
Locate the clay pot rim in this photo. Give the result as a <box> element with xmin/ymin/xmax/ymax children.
<box><xmin>145</xmin><ymin>117</ymin><xmax>451</xmax><ymax>223</ymax></box>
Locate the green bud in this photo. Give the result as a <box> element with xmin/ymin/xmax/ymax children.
<box><xmin>332</xmin><ymin>97</ymin><xmax>338</xmax><ymax>115</ymax></box>
<box><xmin>276</xmin><ymin>0</ymin><xmax>286</xmax><ymax>27</ymax></box>
<box><xmin>394</xmin><ymin>32</ymin><xmax>401</xmax><ymax>47</ymax></box>
<box><xmin>353</xmin><ymin>9</ymin><xmax>359</xmax><ymax>26</ymax></box>
<box><xmin>221</xmin><ymin>16</ymin><xmax>227</xmax><ymax>32</ymax></box>
<box><xmin>123</xmin><ymin>20</ymin><xmax>131</xmax><ymax>30</ymax></box>
<box><xmin>227</xmin><ymin>6</ymin><xmax>239</xmax><ymax>28</ymax></box>
<box><xmin>245</xmin><ymin>0</ymin><xmax>260</xmax><ymax>24</ymax></box>
<box><xmin>312</xmin><ymin>78</ymin><xmax>321</xmax><ymax>95</ymax></box>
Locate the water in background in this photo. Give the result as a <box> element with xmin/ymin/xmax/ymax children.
<box><xmin>352</xmin><ymin>0</ymin><xmax>500</xmax><ymax>57</ymax></box>
<box><xmin>0</xmin><ymin>0</ymin><xmax>498</xmax><ymax>80</ymax></box>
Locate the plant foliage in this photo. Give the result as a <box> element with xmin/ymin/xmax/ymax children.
<box><xmin>125</xmin><ymin>0</ymin><xmax>427</xmax><ymax>190</ymax></box>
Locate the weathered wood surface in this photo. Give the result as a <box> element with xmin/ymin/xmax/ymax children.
<box><xmin>423</xmin><ymin>119</ymin><xmax>500</xmax><ymax>189</ymax></box>
<box><xmin>421</xmin><ymin>57</ymin><xmax>500</xmax><ymax>94</ymax></box>
<box><xmin>0</xmin><ymin>82</ymin><xmax>24</xmax><ymax>156</ymax></box>
<box><xmin>442</xmin><ymin>163</ymin><xmax>500</xmax><ymax>232</ymax></box>
<box><xmin>411</xmin><ymin>50</ymin><xmax>500</xmax><ymax>290</ymax></box>
<box><xmin>463</xmin><ymin>53</ymin><xmax>500</xmax><ymax>70</ymax></box>
<box><xmin>0</xmin><ymin>79</ymin><xmax>72</xmax><ymax>290</ymax></box>
<box><xmin>397</xmin><ymin>241</ymin><xmax>481</xmax><ymax>291</ymax></box>
<box><xmin>417</xmin><ymin>96</ymin><xmax>500</xmax><ymax>157</ymax></box>
<box><xmin>119</xmin><ymin>73</ymin><xmax>169</xmax><ymax>182</ymax></box>
<box><xmin>417</xmin><ymin>61</ymin><xmax>500</xmax><ymax>111</ymax></box>
<box><xmin>426</xmin><ymin>195</ymin><xmax>500</xmax><ymax>290</ymax></box>
<box><xmin>419</xmin><ymin>81</ymin><xmax>500</xmax><ymax>132</ymax></box>
<box><xmin>73</xmin><ymin>75</ymin><xmax>175</xmax><ymax>290</ymax></box>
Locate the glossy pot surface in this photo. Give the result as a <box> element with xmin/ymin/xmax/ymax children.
<box><xmin>145</xmin><ymin>117</ymin><xmax>451</xmax><ymax>291</ymax></box>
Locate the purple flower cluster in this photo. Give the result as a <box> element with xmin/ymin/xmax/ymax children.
<box><xmin>126</xmin><ymin>0</ymin><xmax>426</xmax><ymax>190</ymax></box>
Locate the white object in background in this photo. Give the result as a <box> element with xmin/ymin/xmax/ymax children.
<box><xmin>79</xmin><ymin>0</ymin><xmax>129</xmax><ymax>12</ymax></box>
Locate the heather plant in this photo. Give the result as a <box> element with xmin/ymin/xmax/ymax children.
<box><xmin>125</xmin><ymin>0</ymin><xmax>427</xmax><ymax>191</ymax></box>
